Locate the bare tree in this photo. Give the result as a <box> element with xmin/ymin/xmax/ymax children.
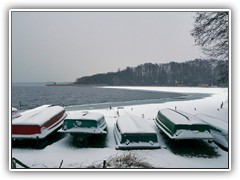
<box><xmin>191</xmin><ymin>12</ymin><xmax>229</xmax><ymax>61</ymax></box>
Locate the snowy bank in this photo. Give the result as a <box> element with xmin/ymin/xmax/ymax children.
<box><xmin>11</xmin><ymin>86</ymin><xmax>229</xmax><ymax>170</ymax></box>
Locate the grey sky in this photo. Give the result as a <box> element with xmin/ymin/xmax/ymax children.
<box><xmin>12</xmin><ymin>11</ymin><xmax>205</xmax><ymax>83</ymax></box>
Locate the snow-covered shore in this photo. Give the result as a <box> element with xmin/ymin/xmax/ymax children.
<box><xmin>11</xmin><ymin>86</ymin><xmax>229</xmax><ymax>170</ymax></box>
<box><xmin>103</xmin><ymin>86</ymin><xmax>229</xmax><ymax>122</ymax></box>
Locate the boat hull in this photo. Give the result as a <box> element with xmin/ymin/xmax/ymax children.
<box><xmin>155</xmin><ymin>109</ymin><xmax>212</xmax><ymax>140</ymax></box>
<box><xmin>59</xmin><ymin>112</ymin><xmax>108</xmax><ymax>136</ymax></box>
<box><xmin>196</xmin><ymin>114</ymin><xmax>228</xmax><ymax>150</ymax></box>
<box><xmin>12</xmin><ymin>106</ymin><xmax>66</xmax><ymax>139</ymax></box>
<box><xmin>113</xmin><ymin>125</ymin><xmax>160</xmax><ymax>150</ymax></box>
<box><xmin>114</xmin><ymin>114</ymin><xmax>160</xmax><ymax>150</ymax></box>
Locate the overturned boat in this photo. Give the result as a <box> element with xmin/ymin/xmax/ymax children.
<box><xmin>60</xmin><ymin>111</ymin><xmax>107</xmax><ymax>135</ymax></box>
<box><xmin>60</xmin><ymin>111</ymin><xmax>107</xmax><ymax>146</ymax></box>
<box><xmin>155</xmin><ymin>109</ymin><xmax>212</xmax><ymax>140</ymax></box>
<box><xmin>114</xmin><ymin>113</ymin><xmax>160</xmax><ymax>150</ymax></box>
<box><xmin>12</xmin><ymin>105</ymin><xmax>66</xmax><ymax>140</ymax></box>
<box><xmin>197</xmin><ymin>114</ymin><xmax>228</xmax><ymax>150</ymax></box>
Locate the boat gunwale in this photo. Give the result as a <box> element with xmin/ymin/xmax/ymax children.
<box><xmin>59</xmin><ymin>123</ymin><xmax>108</xmax><ymax>135</ymax></box>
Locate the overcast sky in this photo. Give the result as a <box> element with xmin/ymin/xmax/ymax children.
<box><xmin>12</xmin><ymin>11</ymin><xmax>205</xmax><ymax>83</ymax></box>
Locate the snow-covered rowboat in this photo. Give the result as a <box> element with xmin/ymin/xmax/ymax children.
<box><xmin>155</xmin><ymin>109</ymin><xmax>212</xmax><ymax>139</ymax></box>
<box><xmin>114</xmin><ymin>113</ymin><xmax>160</xmax><ymax>150</ymax></box>
<box><xmin>12</xmin><ymin>105</ymin><xmax>66</xmax><ymax>139</ymax></box>
<box><xmin>196</xmin><ymin>114</ymin><xmax>228</xmax><ymax>150</ymax></box>
<box><xmin>59</xmin><ymin>111</ymin><xmax>107</xmax><ymax>146</ymax></box>
<box><xmin>60</xmin><ymin>111</ymin><xmax>107</xmax><ymax>135</ymax></box>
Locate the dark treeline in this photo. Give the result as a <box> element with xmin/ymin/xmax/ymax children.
<box><xmin>75</xmin><ymin>59</ymin><xmax>228</xmax><ymax>87</ymax></box>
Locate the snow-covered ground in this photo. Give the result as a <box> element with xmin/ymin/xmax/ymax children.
<box><xmin>11</xmin><ymin>86</ymin><xmax>229</xmax><ymax>170</ymax></box>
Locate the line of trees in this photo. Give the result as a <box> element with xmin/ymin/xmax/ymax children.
<box><xmin>75</xmin><ymin>59</ymin><xmax>228</xmax><ymax>87</ymax></box>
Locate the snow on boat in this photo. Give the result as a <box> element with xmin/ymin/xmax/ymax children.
<box><xmin>12</xmin><ymin>105</ymin><xmax>66</xmax><ymax>139</ymax></box>
<box><xmin>196</xmin><ymin>114</ymin><xmax>228</xmax><ymax>150</ymax></box>
<box><xmin>12</xmin><ymin>107</ymin><xmax>21</xmax><ymax>119</ymax></box>
<box><xmin>155</xmin><ymin>109</ymin><xmax>212</xmax><ymax>140</ymax></box>
<box><xmin>60</xmin><ymin>111</ymin><xmax>107</xmax><ymax>135</ymax></box>
<box><xmin>114</xmin><ymin>113</ymin><xmax>160</xmax><ymax>150</ymax></box>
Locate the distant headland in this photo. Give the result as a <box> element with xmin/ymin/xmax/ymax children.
<box><xmin>46</xmin><ymin>59</ymin><xmax>228</xmax><ymax>87</ymax></box>
<box><xmin>46</xmin><ymin>83</ymin><xmax>107</xmax><ymax>87</ymax></box>
<box><xmin>73</xmin><ymin>59</ymin><xmax>228</xmax><ymax>87</ymax></box>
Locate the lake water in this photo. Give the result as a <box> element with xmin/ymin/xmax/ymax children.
<box><xmin>12</xmin><ymin>83</ymin><xmax>208</xmax><ymax>111</ymax></box>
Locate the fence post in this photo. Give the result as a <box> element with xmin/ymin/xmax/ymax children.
<box><xmin>103</xmin><ymin>160</ymin><xmax>106</xmax><ymax>168</ymax></box>
<box><xmin>59</xmin><ymin>160</ymin><xmax>63</xmax><ymax>168</ymax></box>
<box><xmin>11</xmin><ymin>158</ymin><xmax>29</xmax><ymax>168</ymax></box>
<box><xmin>11</xmin><ymin>159</ymin><xmax>16</xmax><ymax>169</ymax></box>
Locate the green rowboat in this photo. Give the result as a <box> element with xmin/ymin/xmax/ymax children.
<box><xmin>155</xmin><ymin>109</ymin><xmax>212</xmax><ymax>139</ymax></box>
